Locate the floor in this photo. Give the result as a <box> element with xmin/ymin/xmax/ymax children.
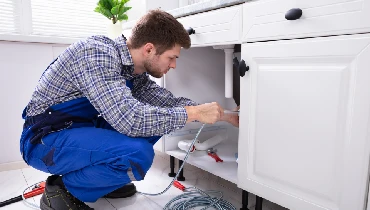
<box><xmin>0</xmin><ymin>152</ymin><xmax>289</xmax><ymax>210</ymax></box>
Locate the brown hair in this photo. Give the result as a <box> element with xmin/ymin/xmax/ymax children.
<box><xmin>128</xmin><ymin>9</ymin><xmax>191</xmax><ymax>55</ymax></box>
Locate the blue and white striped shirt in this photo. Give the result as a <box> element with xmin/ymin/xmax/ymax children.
<box><xmin>25</xmin><ymin>35</ymin><xmax>197</xmax><ymax>137</ymax></box>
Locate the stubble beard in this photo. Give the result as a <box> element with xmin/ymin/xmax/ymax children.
<box><xmin>144</xmin><ymin>58</ymin><xmax>163</xmax><ymax>78</ymax></box>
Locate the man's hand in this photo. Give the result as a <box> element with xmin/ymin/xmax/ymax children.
<box><xmin>221</xmin><ymin>105</ymin><xmax>239</xmax><ymax>127</ymax></box>
<box><xmin>185</xmin><ymin>102</ymin><xmax>224</xmax><ymax>124</ymax></box>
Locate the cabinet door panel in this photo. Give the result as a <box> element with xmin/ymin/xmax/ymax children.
<box><xmin>242</xmin><ymin>0</ymin><xmax>370</xmax><ymax>42</ymax></box>
<box><xmin>238</xmin><ymin>34</ymin><xmax>370</xmax><ymax>210</ymax></box>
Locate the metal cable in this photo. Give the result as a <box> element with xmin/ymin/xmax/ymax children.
<box><xmin>137</xmin><ymin>124</ymin><xmax>206</xmax><ymax>196</ymax></box>
<box><xmin>138</xmin><ymin>124</ymin><xmax>236</xmax><ymax>210</ymax></box>
<box><xmin>163</xmin><ymin>187</ymin><xmax>236</xmax><ymax>210</ymax></box>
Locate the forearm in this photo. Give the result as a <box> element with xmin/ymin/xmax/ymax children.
<box><xmin>136</xmin><ymin>88</ymin><xmax>197</xmax><ymax>108</ymax></box>
<box><xmin>184</xmin><ymin>102</ymin><xmax>223</xmax><ymax>124</ymax></box>
<box><xmin>102</xmin><ymin>104</ymin><xmax>188</xmax><ymax>137</ymax></box>
<box><xmin>185</xmin><ymin>106</ymin><xmax>198</xmax><ymax>123</ymax></box>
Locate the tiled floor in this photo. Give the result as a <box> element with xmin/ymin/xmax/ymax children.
<box><xmin>0</xmin><ymin>152</ymin><xmax>288</xmax><ymax>210</ymax></box>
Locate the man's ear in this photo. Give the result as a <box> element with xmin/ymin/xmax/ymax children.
<box><xmin>143</xmin><ymin>43</ymin><xmax>155</xmax><ymax>56</ymax></box>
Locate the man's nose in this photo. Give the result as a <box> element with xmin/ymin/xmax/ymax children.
<box><xmin>169</xmin><ymin>60</ymin><xmax>176</xmax><ymax>69</ymax></box>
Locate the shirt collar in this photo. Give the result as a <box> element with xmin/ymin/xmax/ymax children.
<box><xmin>114</xmin><ymin>35</ymin><xmax>136</xmax><ymax>78</ymax></box>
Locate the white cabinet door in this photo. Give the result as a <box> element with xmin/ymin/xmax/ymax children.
<box><xmin>238</xmin><ymin>34</ymin><xmax>370</xmax><ymax>210</ymax></box>
<box><xmin>242</xmin><ymin>0</ymin><xmax>370</xmax><ymax>42</ymax></box>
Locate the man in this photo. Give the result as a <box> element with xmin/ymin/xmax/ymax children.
<box><xmin>20</xmin><ymin>10</ymin><xmax>238</xmax><ymax>210</ymax></box>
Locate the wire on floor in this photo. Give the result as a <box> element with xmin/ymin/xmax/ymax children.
<box><xmin>137</xmin><ymin>124</ymin><xmax>236</xmax><ymax>210</ymax></box>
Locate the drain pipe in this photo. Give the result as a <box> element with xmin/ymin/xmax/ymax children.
<box><xmin>213</xmin><ymin>45</ymin><xmax>235</xmax><ymax>98</ymax></box>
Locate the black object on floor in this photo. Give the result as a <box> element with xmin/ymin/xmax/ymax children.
<box><xmin>0</xmin><ymin>195</ymin><xmax>23</xmax><ymax>208</ymax></box>
<box><xmin>168</xmin><ymin>155</ymin><xmax>176</xmax><ymax>177</ymax></box>
<box><xmin>177</xmin><ymin>159</ymin><xmax>185</xmax><ymax>181</ymax></box>
<box><xmin>240</xmin><ymin>190</ymin><xmax>249</xmax><ymax>210</ymax></box>
<box><xmin>255</xmin><ymin>196</ymin><xmax>263</xmax><ymax>210</ymax></box>
<box><xmin>0</xmin><ymin>181</ymin><xmax>45</xmax><ymax>208</ymax></box>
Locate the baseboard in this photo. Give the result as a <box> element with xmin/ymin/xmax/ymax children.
<box><xmin>0</xmin><ymin>161</ymin><xmax>29</xmax><ymax>172</ymax></box>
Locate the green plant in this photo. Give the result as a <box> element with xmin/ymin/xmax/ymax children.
<box><xmin>94</xmin><ymin>0</ymin><xmax>132</xmax><ymax>24</ymax></box>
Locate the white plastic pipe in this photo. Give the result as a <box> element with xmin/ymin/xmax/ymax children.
<box><xmin>224</xmin><ymin>48</ymin><xmax>234</xmax><ymax>98</ymax></box>
<box><xmin>178</xmin><ymin>140</ymin><xmax>196</xmax><ymax>153</ymax></box>
<box><xmin>177</xmin><ymin>132</ymin><xmax>228</xmax><ymax>153</ymax></box>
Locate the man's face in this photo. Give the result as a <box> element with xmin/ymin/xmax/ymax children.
<box><xmin>144</xmin><ymin>44</ymin><xmax>181</xmax><ymax>78</ymax></box>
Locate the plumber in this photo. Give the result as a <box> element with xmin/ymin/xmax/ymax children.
<box><xmin>19</xmin><ymin>9</ymin><xmax>239</xmax><ymax>210</ymax></box>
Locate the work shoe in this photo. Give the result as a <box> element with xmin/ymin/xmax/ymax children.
<box><xmin>40</xmin><ymin>175</ymin><xmax>93</xmax><ymax>210</ymax></box>
<box><xmin>103</xmin><ymin>183</ymin><xmax>137</xmax><ymax>199</ymax></box>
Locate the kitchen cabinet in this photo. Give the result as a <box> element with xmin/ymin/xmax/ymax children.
<box><xmin>123</xmin><ymin>1</ymin><xmax>370</xmax><ymax>209</ymax></box>
<box><xmin>238</xmin><ymin>33</ymin><xmax>370</xmax><ymax>210</ymax></box>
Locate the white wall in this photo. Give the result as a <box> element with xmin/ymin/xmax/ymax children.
<box><xmin>166</xmin><ymin>47</ymin><xmax>233</xmax><ymax>108</ymax></box>
<box><xmin>126</xmin><ymin>0</ymin><xmax>146</xmax><ymax>22</ymax></box>
<box><xmin>126</xmin><ymin>0</ymin><xmax>179</xmax><ymax>22</ymax></box>
<box><xmin>146</xmin><ymin>0</ymin><xmax>179</xmax><ymax>12</ymax></box>
<box><xmin>0</xmin><ymin>41</ymin><xmax>68</xmax><ymax>166</ymax></box>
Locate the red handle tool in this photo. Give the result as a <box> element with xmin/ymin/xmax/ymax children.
<box><xmin>0</xmin><ymin>182</ymin><xmax>45</xmax><ymax>208</ymax></box>
<box><xmin>173</xmin><ymin>181</ymin><xmax>185</xmax><ymax>191</ymax></box>
<box><xmin>207</xmin><ymin>151</ymin><xmax>224</xmax><ymax>162</ymax></box>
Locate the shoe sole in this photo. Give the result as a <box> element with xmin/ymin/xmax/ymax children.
<box><xmin>103</xmin><ymin>190</ymin><xmax>137</xmax><ymax>199</ymax></box>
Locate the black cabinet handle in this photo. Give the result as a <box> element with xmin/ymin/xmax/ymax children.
<box><xmin>285</xmin><ymin>8</ymin><xmax>302</xmax><ymax>20</ymax></box>
<box><xmin>186</xmin><ymin>27</ymin><xmax>195</xmax><ymax>35</ymax></box>
<box><xmin>239</xmin><ymin>60</ymin><xmax>249</xmax><ymax>77</ymax></box>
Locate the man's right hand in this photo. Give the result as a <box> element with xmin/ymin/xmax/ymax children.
<box><xmin>185</xmin><ymin>102</ymin><xmax>224</xmax><ymax>124</ymax></box>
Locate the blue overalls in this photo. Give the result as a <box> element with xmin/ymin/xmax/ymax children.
<box><xmin>20</xmin><ymin>80</ymin><xmax>161</xmax><ymax>202</ymax></box>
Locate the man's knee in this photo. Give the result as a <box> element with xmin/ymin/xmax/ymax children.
<box><xmin>132</xmin><ymin>139</ymin><xmax>154</xmax><ymax>164</ymax></box>
<box><xmin>127</xmin><ymin>140</ymin><xmax>154</xmax><ymax>179</ymax></box>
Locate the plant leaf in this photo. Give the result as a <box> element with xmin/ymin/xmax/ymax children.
<box><xmin>98</xmin><ymin>0</ymin><xmax>112</xmax><ymax>10</ymax></box>
<box><xmin>111</xmin><ymin>5</ymin><xmax>120</xmax><ymax>15</ymax></box>
<box><xmin>95</xmin><ymin>7</ymin><xmax>113</xmax><ymax>20</ymax></box>
<box><xmin>117</xmin><ymin>13</ymin><xmax>128</xmax><ymax>21</ymax></box>
<box><xmin>119</xmin><ymin>6</ymin><xmax>131</xmax><ymax>15</ymax></box>
<box><xmin>107</xmin><ymin>0</ymin><xmax>115</xmax><ymax>8</ymax></box>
